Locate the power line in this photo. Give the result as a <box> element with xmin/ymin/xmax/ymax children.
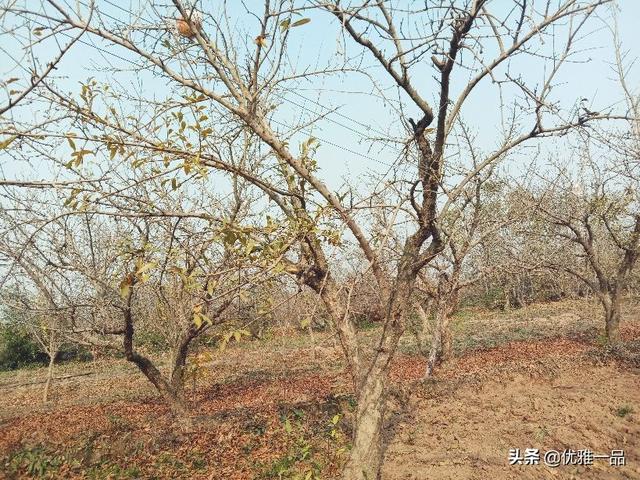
<box><xmin>17</xmin><ymin>3</ymin><xmax>403</xmax><ymax>172</ymax></box>
<box><xmin>94</xmin><ymin>0</ymin><xmax>398</xmax><ymax>146</ymax></box>
<box><xmin>290</xmin><ymin>90</ymin><xmax>390</xmax><ymax>139</ymax></box>
<box><xmin>268</xmin><ymin>117</ymin><xmax>398</xmax><ymax>169</ymax></box>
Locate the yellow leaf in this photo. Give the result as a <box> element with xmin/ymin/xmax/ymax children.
<box><xmin>280</xmin><ymin>19</ymin><xmax>291</xmax><ymax>32</ymax></box>
<box><xmin>119</xmin><ymin>278</ymin><xmax>131</xmax><ymax>299</ymax></box>
<box><xmin>136</xmin><ymin>261</ymin><xmax>156</xmax><ymax>275</ymax></box>
<box><xmin>0</xmin><ymin>135</ymin><xmax>18</xmax><ymax>150</ymax></box>
<box><xmin>291</xmin><ymin>18</ymin><xmax>311</xmax><ymax>27</ymax></box>
<box><xmin>206</xmin><ymin>279</ymin><xmax>217</xmax><ymax>295</ymax></box>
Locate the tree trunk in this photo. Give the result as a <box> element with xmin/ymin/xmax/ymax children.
<box><xmin>603</xmin><ymin>292</ymin><xmax>622</xmax><ymax>344</ymax></box>
<box><xmin>122</xmin><ymin>298</ymin><xmax>189</xmax><ymax>418</ymax></box>
<box><xmin>170</xmin><ymin>330</ymin><xmax>194</xmax><ymax>404</ymax></box>
<box><xmin>425</xmin><ymin>300</ymin><xmax>445</xmax><ymax>378</ymax></box>
<box><xmin>342</xmin><ymin>370</ymin><xmax>386</xmax><ymax>480</ymax></box>
<box><xmin>441</xmin><ymin>289</ymin><xmax>459</xmax><ymax>360</ymax></box>
<box><xmin>43</xmin><ymin>352</ymin><xmax>56</xmax><ymax>403</ymax></box>
<box><xmin>413</xmin><ymin>301</ymin><xmax>431</xmax><ymax>354</ymax></box>
<box><xmin>440</xmin><ymin>312</ymin><xmax>453</xmax><ymax>361</ymax></box>
<box><xmin>131</xmin><ymin>352</ymin><xmax>189</xmax><ymax>417</ymax></box>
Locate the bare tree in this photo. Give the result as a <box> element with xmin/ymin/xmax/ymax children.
<box><xmin>415</xmin><ymin>163</ymin><xmax>514</xmax><ymax>377</ymax></box>
<box><xmin>0</xmin><ymin>0</ymin><xmax>615</xmax><ymax>477</ymax></box>
<box><xmin>517</xmin><ymin>20</ymin><xmax>640</xmax><ymax>345</ymax></box>
<box><xmin>522</xmin><ymin>148</ymin><xmax>639</xmax><ymax>344</ymax></box>
<box><xmin>0</xmin><ymin>151</ymin><xmax>290</xmax><ymax>416</ymax></box>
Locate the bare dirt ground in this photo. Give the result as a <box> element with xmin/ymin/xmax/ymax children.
<box><xmin>1</xmin><ymin>298</ymin><xmax>639</xmax><ymax>479</ymax></box>
<box><xmin>384</xmin><ymin>339</ymin><xmax>640</xmax><ymax>480</ymax></box>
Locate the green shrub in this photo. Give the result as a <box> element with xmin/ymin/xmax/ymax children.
<box><xmin>0</xmin><ymin>323</ymin><xmax>47</xmax><ymax>371</ymax></box>
<box><xmin>57</xmin><ymin>342</ymin><xmax>93</xmax><ymax>362</ymax></box>
<box><xmin>615</xmin><ymin>405</ymin><xmax>634</xmax><ymax>418</ymax></box>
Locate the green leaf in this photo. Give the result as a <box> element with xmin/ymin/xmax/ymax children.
<box><xmin>291</xmin><ymin>18</ymin><xmax>311</xmax><ymax>27</ymax></box>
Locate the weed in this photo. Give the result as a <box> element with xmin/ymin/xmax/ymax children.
<box><xmin>85</xmin><ymin>461</ymin><xmax>141</xmax><ymax>479</ymax></box>
<box><xmin>615</xmin><ymin>405</ymin><xmax>634</xmax><ymax>418</ymax></box>
<box><xmin>5</xmin><ymin>445</ymin><xmax>65</xmax><ymax>478</ymax></box>
<box><xmin>534</xmin><ymin>425</ymin><xmax>549</xmax><ymax>442</ymax></box>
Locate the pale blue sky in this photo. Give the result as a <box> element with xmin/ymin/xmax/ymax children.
<box><xmin>1</xmin><ymin>1</ymin><xmax>639</xmax><ymax>190</ymax></box>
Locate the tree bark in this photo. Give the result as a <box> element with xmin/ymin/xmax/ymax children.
<box><xmin>342</xmin><ymin>369</ymin><xmax>386</xmax><ymax>480</ymax></box>
<box><xmin>121</xmin><ymin>293</ymin><xmax>189</xmax><ymax>418</ymax></box>
<box><xmin>603</xmin><ymin>292</ymin><xmax>622</xmax><ymax>344</ymax></box>
<box><xmin>424</xmin><ymin>287</ymin><xmax>457</xmax><ymax>377</ymax></box>
<box><xmin>342</xmin><ymin>241</ymin><xmax>435</xmax><ymax>479</ymax></box>
<box><xmin>43</xmin><ymin>352</ymin><xmax>56</xmax><ymax>403</ymax></box>
<box><xmin>425</xmin><ymin>300</ymin><xmax>445</xmax><ymax>377</ymax></box>
<box><xmin>440</xmin><ymin>311</ymin><xmax>453</xmax><ymax>361</ymax></box>
<box><xmin>414</xmin><ymin>301</ymin><xmax>431</xmax><ymax>354</ymax></box>
<box><xmin>128</xmin><ymin>350</ymin><xmax>189</xmax><ymax>417</ymax></box>
<box><xmin>170</xmin><ymin>329</ymin><xmax>196</xmax><ymax>403</ymax></box>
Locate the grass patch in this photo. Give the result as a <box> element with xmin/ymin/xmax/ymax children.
<box><xmin>614</xmin><ymin>404</ymin><xmax>634</xmax><ymax>418</ymax></box>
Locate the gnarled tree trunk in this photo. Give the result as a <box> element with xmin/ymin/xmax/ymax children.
<box><xmin>121</xmin><ymin>292</ymin><xmax>192</xmax><ymax>419</ymax></box>
<box><xmin>425</xmin><ymin>287</ymin><xmax>458</xmax><ymax>377</ymax></box>
<box><xmin>342</xmin><ymin>371</ymin><xmax>386</xmax><ymax>480</ymax></box>
<box><xmin>603</xmin><ymin>291</ymin><xmax>622</xmax><ymax>345</ymax></box>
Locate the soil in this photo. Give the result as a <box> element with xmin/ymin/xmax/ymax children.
<box><xmin>0</xmin><ymin>299</ymin><xmax>639</xmax><ymax>479</ymax></box>
<box><xmin>384</xmin><ymin>342</ymin><xmax>640</xmax><ymax>479</ymax></box>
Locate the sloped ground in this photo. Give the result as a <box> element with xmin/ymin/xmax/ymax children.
<box><xmin>383</xmin><ymin>335</ymin><xmax>640</xmax><ymax>480</ymax></box>
<box><xmin>0</xmin><ymin>298</ymin><xmax>639</xmax><ymax>479</ymax></box>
